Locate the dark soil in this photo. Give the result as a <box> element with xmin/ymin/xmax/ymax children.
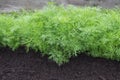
<box><xmin>0</xmin><ymin>47</ymin><xmax>120</xmax><ymax>80</ymax></box>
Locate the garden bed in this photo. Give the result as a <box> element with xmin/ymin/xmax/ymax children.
<box><xmin>1</xmin><ymin>5</ymin><xmax>120</xmax><ymax>80</ymax></box>
<box><xmin>0</xmin><ymin>47</ymin><xmax>120</xmax><ymax>80</ymax></box>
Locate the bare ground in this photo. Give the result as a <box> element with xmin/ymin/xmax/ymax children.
<box><xmin>0</xmin><ymin>47</ymin><xmax>120</xmax><ymax>80</ymax></box>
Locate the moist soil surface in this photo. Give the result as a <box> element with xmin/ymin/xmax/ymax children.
<box><xmin>0</xmin><ymin>47</ymin><xmax>120</xmax><ymax>80</ymax></box>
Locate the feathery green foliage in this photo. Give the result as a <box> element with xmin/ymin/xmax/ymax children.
<box><xmin>0</xmin><ymin>5</ymin><xmax>120</xmax><ymax>65</ymax></box>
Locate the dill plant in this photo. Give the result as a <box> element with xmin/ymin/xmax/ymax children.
<box><xmin>0</xmin><ymin>5</ymin><xmax>120</xmax><ymax>65</ymax></box>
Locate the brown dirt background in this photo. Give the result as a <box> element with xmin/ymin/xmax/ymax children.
<box><xmin>0</xmin><ymin>47</ymin><xmax>120</xmax><ymax>80</ymax></box>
